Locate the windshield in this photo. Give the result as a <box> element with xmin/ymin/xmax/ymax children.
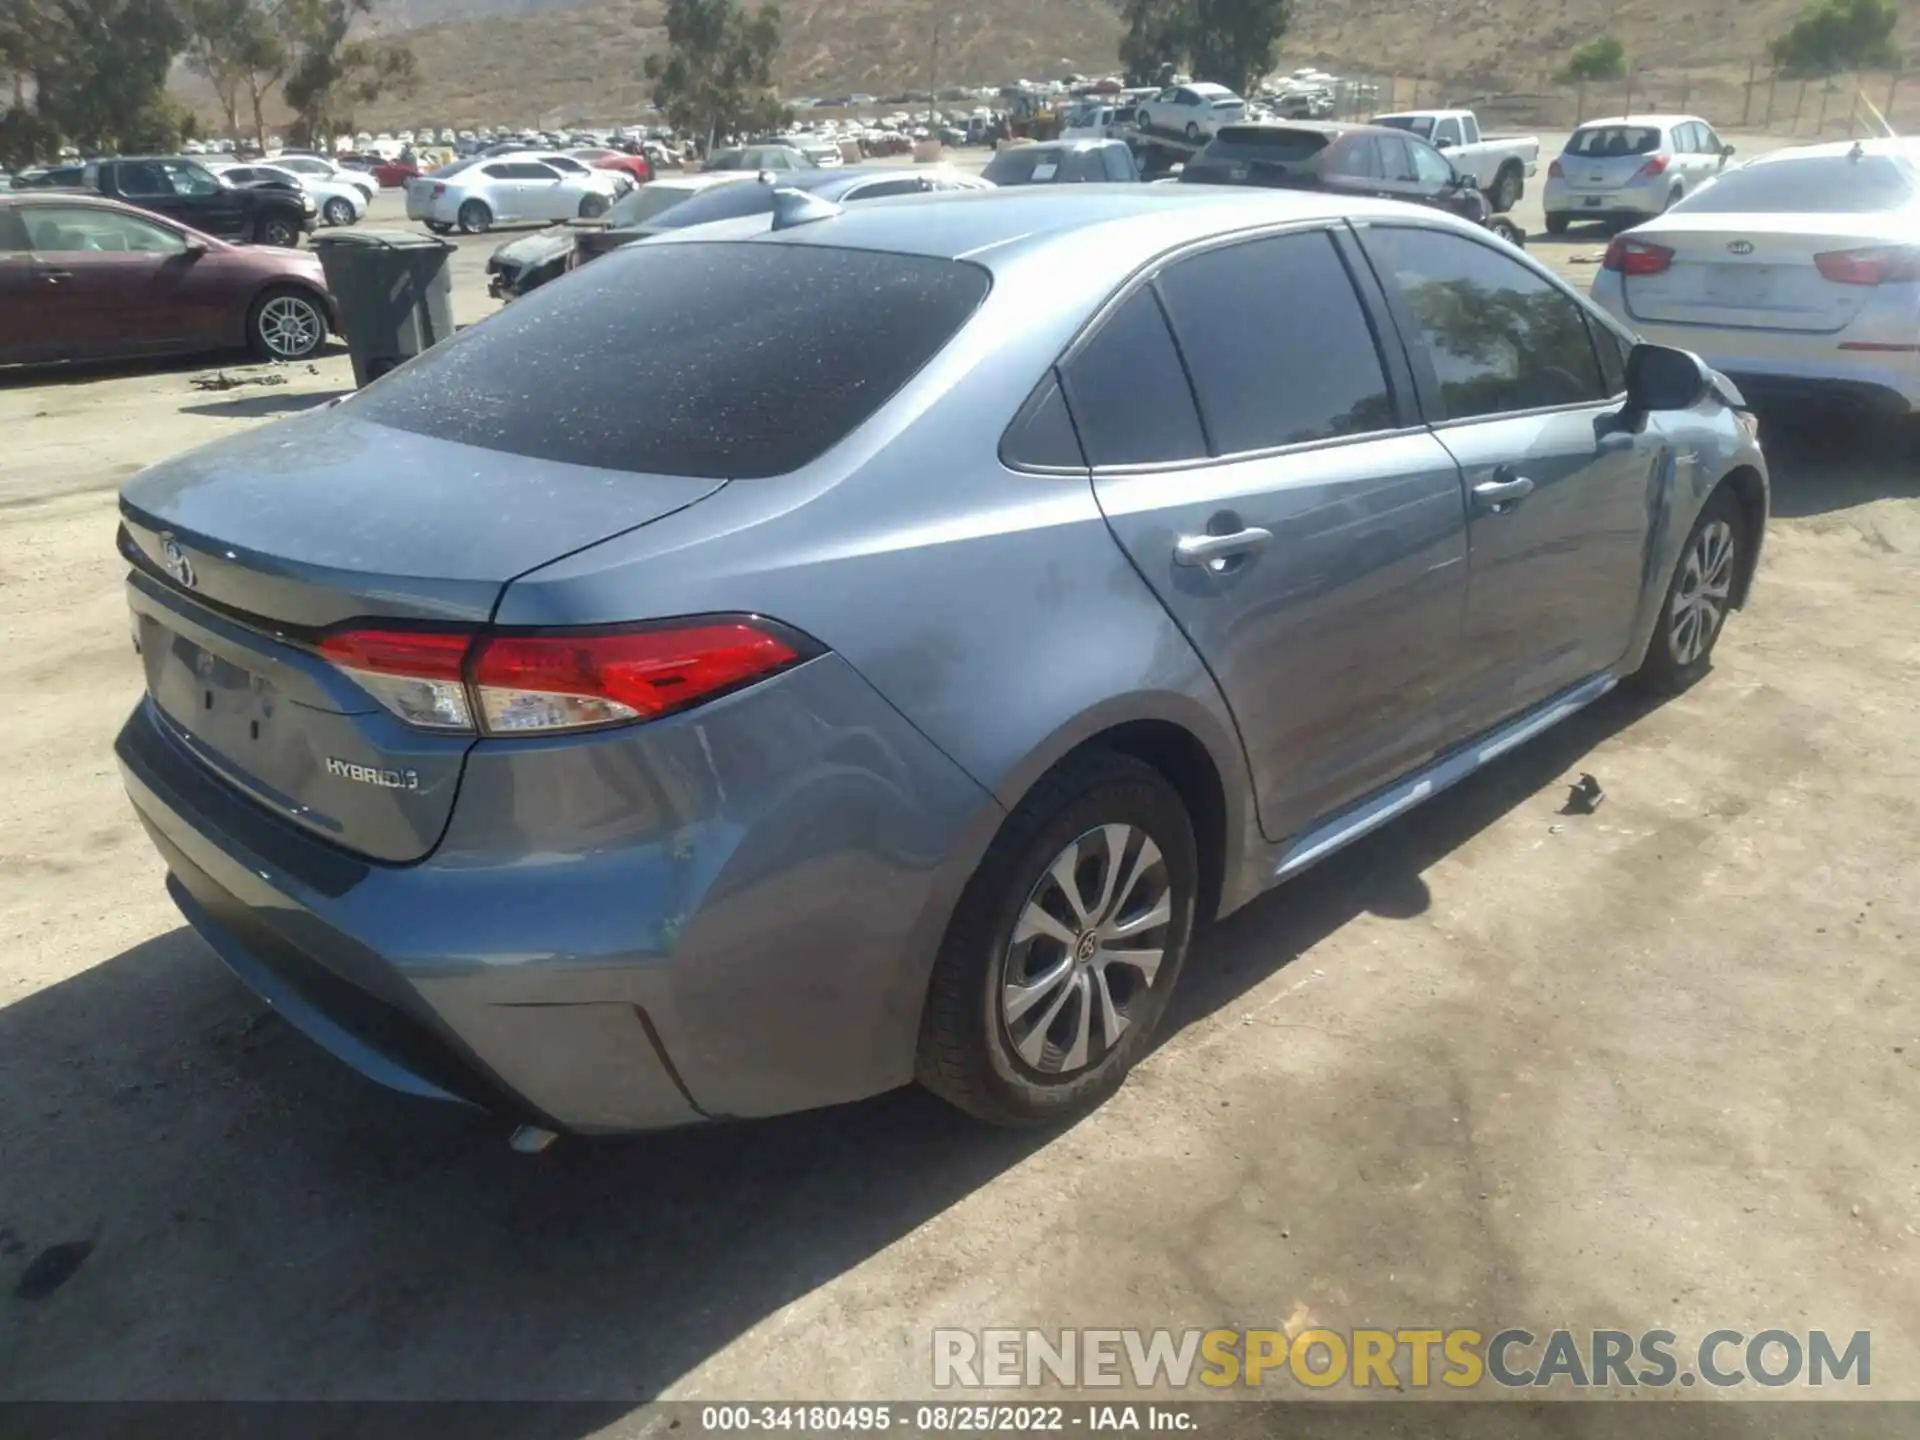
<box><xmin>1675</xmin><ymin>154</ymin><xmax>1918</xmax><ymax>214</ymax></box>
<box><xmin>984</xmin><ymin>147</ymin><xmax>1104</xmax><ymax>184</ymax></box>
<box><xmin>1376</xmin><ymin>115</ymin><xmax>1434</xmax><ymax>138</ymax></box>
<box><xmin>347</xmin><ymin>243</ymin><xmax>992</xmax><ymax>480</ymax></box>
<box><xmin>1566</xmin><ymin>126</ymin><xmax>1661</xmax><ymax>157</ymax></box>
<box><xmin>607</xmin><ymin>182</ymin><xmax>730</xmax><ymax>227</ymax></box>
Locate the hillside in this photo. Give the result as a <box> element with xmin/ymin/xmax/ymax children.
<box><xmin>182</xmin><ymin>0</ymin><xmax>1911</xmax><ymax>130</ymax></box>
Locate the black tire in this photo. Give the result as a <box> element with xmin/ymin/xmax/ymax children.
<box><xmin>1491</xmin><ymin>164</ymin><xmax>1522</xmax><ymax>213</ymax></box>
<box><xmin>322</xmin><ymin>196</ymin><xmax>355</xmax><ymax>226</ymax></box>
<box><xmin>246</xmin><ymin>285</ymin><xmax>328</xmax><ymax>362</ymax></box>
<box><xmin>1663</xmin><ymin>186</ymin><xmax>1684</xmax><ymax>213</ymax></box>
<box><xmin>1544</xmin><ymin>212</ymin><xmax>1571</xmax><ymax>235</ymax></box>
<box><xmin>424</xmin><ymin>221</ymin><xmax>453</xmax><ymax>235</ymax></box>
<box><xmin>1628</xmin><ymin>486</ymin><xmax>1745</xmax><ymax>696</ymax></box>
<box><xmin>1184</xmin><ymin>121</ymin><xmax>1201</xmax><ymax>142</ymax></box>
<box><xmin>578</xmin><ymin>192</ymin><xmax>610</xmax><ymax>219</ymax></box>
<box><xmin>257</xmin><ymin>213</ymin><xmax>300</xmax><ymax>248</ymax></box>
<box><xmin>917</xmin><ymin>750</ymin><xmax>1198</xmax><ymax>1127</ymax></box>
<box><xmin>457</xmin><ymin>200</ymin><xmax>492</xmax><ymax>235</ymax></box>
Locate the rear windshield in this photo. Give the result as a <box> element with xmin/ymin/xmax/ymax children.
<box><xmin>347</xmin><ymin>243</ymin><xmax>991</xmax><ymax>479</ymax></box>
<box><xmin>1207</xmin><ymin>127</ymin><xmax>1329</xmax><ymax>159</ymax></box>
<box><xmin>1375</xmin><ymin>115</ymin><xmax>1434</xmax><ymax>138</ymax></box>
<box><xmin>639</xmin><ymin>179</ymin><xmax>779</xmax><ymax>229</ymax></box>
<box><xmin>1565</xmin><ymin>126</ymin><xmax>1661</xmax><ymax>157</ymax></box>
<box><xmin>1674</xmin><ymin>155</ymin><xmax>1918</xmax><ymax>214</ymax></box>
<box><xmin>983</xmin><ymin>147</ymin><xmax>1105</xmax><ymax>184</ymax></box>
<box><xmin>606</xmin><ymin>182</ymin><xmax>720</xmax><ymax>226</ymax></box>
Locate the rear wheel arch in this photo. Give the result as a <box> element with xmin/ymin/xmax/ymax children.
<box><xmin>1718</xmin><ymin>465</ymin><xmax>1766</xmax><ymax>607</ymax></box>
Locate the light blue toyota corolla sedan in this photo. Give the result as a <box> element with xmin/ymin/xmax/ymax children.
<box><xmin>115</xmin><ymin>186</ymin><xmax>1767</xmax><ymax>1139</ymax></box>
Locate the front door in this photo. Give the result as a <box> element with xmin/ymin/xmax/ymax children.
<box><xmin>18</xmin><ymin>204</ymin><xmax>201</xmax><ymax>358</ymax></box>
<box><xmin>1076</xmin><ymin>227</ymin><xmax>1471</xmax><ymax>842</ymax></box>
<box><xmin>1357</xmin><ymin>222</ymin><xmax>1663</xmax><ymax>732</ymax></box>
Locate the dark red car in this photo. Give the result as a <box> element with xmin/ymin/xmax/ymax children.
<box><xmin>371</xmin><ymin>159</ymin><xmax>422</xmax><ymax>188</ymax></box>
<box><xmin>569</xmin><ymin>147</ymin><xmax>655</xmax><ymax>185</ymax></box>
<box><xmin>0</xmin><ymin>192</ymin><xmax>336</xmax><ymax>365</ymax></box>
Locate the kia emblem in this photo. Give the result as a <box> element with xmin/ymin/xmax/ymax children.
<box><xmin>1727</xmin><ymin>240</ymin><xmax>1755</xmax><ymax>255</ymax></box>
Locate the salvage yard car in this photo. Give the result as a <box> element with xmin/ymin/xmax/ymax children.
<box><xmin>205</xmin><ymin>160</ymin><xmax>368</xmax><ymax>227</ymax></box>
<box><xmin>1134</xmin><ymin>82</ymin><xmax>1247</xmax><ymax>142</ymax></box>
<box><xmin>983</xmin><ymin>139</ymin><xmax>1140</xmax><ymax>185</ymax></box>
<box><xmin>407</xmin><ymin>152</ymin><xmax>627</xmax><ymax>233</ymax></box>
<box><xmin>113</xmin><ymin>187</ymin><xmax>1766</xmax><ymax>1140</ymax></box>
<box><xmin>1372</xmin><ymin>109</ymin><xmax>1540</xmax><ymax>213</ymax></box>
<box><xmin>80</xmin><ymin>155</ymin><xmax>313</xmax><ymax>247</ymax></box>
<box><xmin>1590</xmin><ymin>137</ymin><xmax>1920</xmax><ymax>413</ymax></box>
<box><xmin>1544</xmin><ymin>114</ymin><xmax>1735</xmax><ymax>233</ymax></box>
<box><xmin>0</xmin><ymin>192</ymin><xmax>333</xmax><ymax>364</ymax></box>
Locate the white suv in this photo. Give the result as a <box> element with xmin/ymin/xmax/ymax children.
<box><xmin>1543</xmin><ymin>115</ymin><xmax>1735</xmax><ymax>233</ymax></box>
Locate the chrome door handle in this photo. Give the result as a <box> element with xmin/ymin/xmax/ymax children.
<box><xmin>1472</xmin><ymin>475</ymin><xmax>1535</xmax><ymax>510</ymax></box>
<box><xmin>1174</xmin><ymin>527</ymin><xmax>1273</xmax><ymax>567</ymax></box>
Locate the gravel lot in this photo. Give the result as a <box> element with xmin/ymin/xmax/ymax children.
<box><xmin>2</xmin><ymin>141</ymin><xmax>1917</xmax><ymax>1414</ymax></box>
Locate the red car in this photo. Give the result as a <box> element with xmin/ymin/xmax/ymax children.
<box><xmin>570</xmin><ymin>147</ymin><xmax>654</xmax><ymax>185</ymax></box>
<box><xmin>0</xmin><ymin>192</ymin><xmax>335</xmax><ymax>365</ymax></box>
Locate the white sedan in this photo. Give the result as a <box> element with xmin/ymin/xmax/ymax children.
<box><xmin>266</xmin><ymin>152</ymin><xmax>380</xmax><ymax>206</ymax></box>
<box><xmin>1133</xmin><ymin>82</ymin><xmax>1246</xmax><ymax>143</ymax></box>
<box><xmin>405</xmin><ymin>151</ymin><xmax>630</xmax><ymax>234</ymax></box>
<box><xmin>1591</xmin><ymin>138</ymin><xmax>1920</xmax><ymax>413</ymax></box>
<box><xmin>204</xmin><ymin>160</ymin><xmax>368</xmax><ymax>227</ymax></box>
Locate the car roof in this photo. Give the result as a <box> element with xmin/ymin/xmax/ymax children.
<box><xmin>1010</xmin><ymin>138</ymin><xmax>1125</xmax><ymax>153</ymax></box>
<box><xmin>647</xmin><ymin>183</ymin><xmax>1470</xmax><ymax>278</ymax></box>
<box><xmin>1752</xmin><ymin>136</ymin><xmax>1920</xmax><ymax>164</ymax></box>
<box><xmin>1186</xmin><ymin>82</ymin><xmax>1236</xmax><ymax>95</ymax></box>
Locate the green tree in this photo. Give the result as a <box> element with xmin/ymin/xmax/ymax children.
<box><xmin>1769</xmin><ymin>0</ymin><xmax>1901</xmax><ymax>78</ymax></box>
<box><xmin>183</xmin><ymin>0</ymin><xmax>285</xmax><ymax>144</ymax></box>
<box><xmin>6</xmin><ymin>0</ymin><xmax>188</xmax><ymax>156</ymax></box>
<box><xmin>643</xmin><ymin>0</ymin><xmax>784</xmax><ymax>152</ymax></box>
<box><xmin>279</xmin><ymin>0</ymin><xmax>416</xmax><ymax>146</ymax></box>
<box><xmin>1559</xmin><ymin>34</ymin><xmax>1627</xmax><ymax>83</ymax></box>
<box><xmin>1117</xmin><ymin>0</ymin><xmax>1289</xmax><ymax>97</ymax></box>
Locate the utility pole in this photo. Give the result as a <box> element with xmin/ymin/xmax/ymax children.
<box><xmin>928</xmin><ymin>11</ymin><xmax>941</xmax><ymax>139</ymax></box>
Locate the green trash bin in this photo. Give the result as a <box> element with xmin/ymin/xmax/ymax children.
<box><xmin>310</xmin><ymin>229</ymin><xmax>457</xmax><ymax>387</ymax></box>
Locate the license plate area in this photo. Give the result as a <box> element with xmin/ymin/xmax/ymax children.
<box><xmin>1706</xmin><ymin>264</ymin><xmax>1775</xmax><ymax>306</ymax></box>
<box><xmin>144</xmin><ymin>618</ymin><xmax>287</xmax><ymax>760</ymax></box>
<box><xmin>1583</xmin><ymin>195</ymin><xmax>1604</xmax><ymax>207</ymax></box>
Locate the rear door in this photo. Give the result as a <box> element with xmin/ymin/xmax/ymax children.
<box><xmin>1358</xmin><ymin>223</ymin><xmax>1660</xmax><ymax>730</ymax></box>
<box><xmin>1081</xmin><ymin>226</ymin><xmax>1471</xmax><ymax>841</ymax></box>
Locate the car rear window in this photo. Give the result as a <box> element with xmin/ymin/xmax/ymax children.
<box><xmin>347</xmin><ymin>242</ymin><xmax>991</xmax><ymax>479</ymax></box>
<box><xmin>1674</xmin><ymin>155</ymin><xmax>1917</xmax><ymax>214</ymax></box>
<box><xmin>1565</xmin><ymin>126</ymin><xmax>1661</xmax><ymax>157</ymax></box>
<box><xmin>1209</xmin><ymin>127</ymin><xmax>1329</xmax><ymax>159</ymax></box>
<box><xmin>984</xmin><ymin>147</ymin><xmax>1104</xmax><ymax>184</ymax></box>
<box><xmin>641</xmin><ymin>179</ymin><xmax>779</xmax><ymax>229</ymax></box>
<box><xmin>1375</xmin><ymin>115</ymin><xmax>1436</xmax><ymax>138</ymax></box>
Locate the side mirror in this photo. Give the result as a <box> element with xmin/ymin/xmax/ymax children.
<box><xmin>1721</xmin><ymin>142</ymin><xmax>1737</xmax><ymax>157</ymax></box>
<box><xmin>1434</xmin><ymin>136</ymin><xmax>1453</xmax><ymax>150</ymax></box>
<box><xmin>1626</xmin><ymin>343</ymin><xmax>1712</xmax><ymax>414</ymax></box>
<box><xmin>182</xmin><ymin>240</ymin><xmax>208</xmax><ymax>258</ymax></box>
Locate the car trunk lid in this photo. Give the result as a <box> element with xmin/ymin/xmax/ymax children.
<box><xmin>1621</xmin><ymin>213</ymin><xmax>1895</xmax><ymax>332</ymax></box>
<box><xmin>119</xmin><ymin>406</ymin><xmax>725</xmax><ymax>861</ymax></box>
<box><xmin>1561</xmin><ymin>152</ymin><xmax>1658</xmax><ymax>193</ymax></box>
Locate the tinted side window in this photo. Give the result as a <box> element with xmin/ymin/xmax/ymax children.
<box><xmin>1366</xmin><ymin>226</ymin><xmax>1609</xmax><ymax>419</ymax></box>
<box><xmin>1331</xmin><ymin>138</ymin><xmax>1381</xmax><ymax>179</ymax></box>
<box><xmin>1156</xmin><ymin>231</ymin><xmax>1394</xmax><ymax>454</ymax></box>
<box><xmin>1433</xmin><ymin>118</ymin><xmax>1462</xmax><ymax>147</ymax></box>
<box><xmin>482</xmin><ymin>164</ymin><xmax>514</xmax><ymax>179</ymax></box>
<box><xmin>849</xmin><ymin>178</ymin><xmax>923</xmax><ymax>199</ymax></box>
<box><xmin>350</xmin><ymin>244</ymin><xmax>990</xmax><ymax>479</ymax></box>
<box><xmin>1377</xmin><ymin>134</ymin><xmax>1415</xmax><ymax>181</ymax></box>
<box><xmin>1001</xmin><ymin>376</ymin><xmax>1086</xmax><ymax>469</ymax></box>
<box><xmin>1408</xmin><ymin>139</ymin><xmax>1453</xmax><ymax>186</ymax></box>
<box><xmin>1062</xmin><ymin>288</ymin><xmax>1207</xmax><ymax>467</ymax></box>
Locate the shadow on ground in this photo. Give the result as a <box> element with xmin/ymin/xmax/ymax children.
<box><xmin>0</xmin><ymin>689</ymin><xmax>1659</xmax><ymax>1410</ymax></box>
<box><xmin>179</xmin><ymin>389</ymin><xmax>352</xmax><ymax>420</ymax></box>
<box><xmin>1750</xmin><ymin>404</ymin><xmax>1920</xmax><ymax>518</ymax></box>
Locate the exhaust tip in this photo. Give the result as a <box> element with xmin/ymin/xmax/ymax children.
<box><xmin>508</xmin><ymin>1124</ymin><xmax>559</xmax><ymax>1155</ymax></box>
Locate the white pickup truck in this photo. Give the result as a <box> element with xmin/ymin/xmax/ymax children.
<box><xmin>1372</xmin><ymin>109</ymin><xmax>1540</xmax><ymax>213</ymax></box>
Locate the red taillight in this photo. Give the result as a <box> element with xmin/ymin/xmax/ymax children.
<box><xmin>430</xmin><ymin>182</ymin><xmax>446</xmax><ymax>197</ymax></box>
<box><xmin>1602</xmin><ymin>236</ymin><xmax>1674</xmax><ymax>277</ymax></box>
<box><xmin>317</xmin><ymin>618</ymin><xmax>810</xmax><ymax>736</ymax></box>
<box><xmin>1548</xmin><ymin>158</ymin><xmax>1564</xmax><ymax>179</ymax></box>
<box><xmin>1631</xmin><ymin>154</ymin><xmax>1671</xmax><ymax>182</ymax></box>
<box><xmin>470</xmin><ymin>622</ymin><xmax>806</xmax><ymax>734</ymax></box>
<box><xmin>1814</xmin><ymin>245</ymin><xmax>1920</xmax><ymax>286</ymax></box>
<box><xmin>319</xmin><ymin>628</ymin><xmax>475</xmax><ymax>731</ymax></box>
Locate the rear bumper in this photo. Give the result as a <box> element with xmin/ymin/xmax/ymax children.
<box><xmin>1543</xmin><ymin>177</ymin><xmax>1665</xmax><ymax>222</ymax></box>
<box><xmin>117</xmin><ymin>653</ymin><xmax>998</xmax><ymax>1134</ymax></box>
<box><xmin>1591</xmin><ymin>279</ymin><xmax>1920</xmax><ymax>412</ymax></box>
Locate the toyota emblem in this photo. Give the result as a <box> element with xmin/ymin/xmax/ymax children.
<box><xmin>1727</xmin><ymin>240</ymin><xmax>1755</xmax><ymax>255</ymax></box>
<box><xmin>160</xmin><ymin>534</ymin><xmax>197</xmax><ymax>589</ymax></box>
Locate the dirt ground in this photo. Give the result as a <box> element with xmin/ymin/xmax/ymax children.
<box><xmin>1</xmin><ymin>155</ymin><xmax>1917</xmax><ymax>1417</ymax></box>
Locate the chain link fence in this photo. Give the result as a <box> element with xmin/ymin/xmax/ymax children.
<box><xmin>1321</xmin><ymin>65</ymin><xmax>1912</xmax><ymax>138</ymax></box>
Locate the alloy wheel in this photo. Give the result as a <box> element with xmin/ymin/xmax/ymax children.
<box><xmin>258</xmin><ymin>295</ymin><xmax>320</xmax><ymax>359</ymax></box>
<box><xmin>999</xmin><ymin>823</ymin><xmax>1172</xmax><ymax>1079</ymax></box>
<box><xmin>1670</xmin><ymin>519</ymin><xmax>1735</xmax><ymax>666</ymax></box>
